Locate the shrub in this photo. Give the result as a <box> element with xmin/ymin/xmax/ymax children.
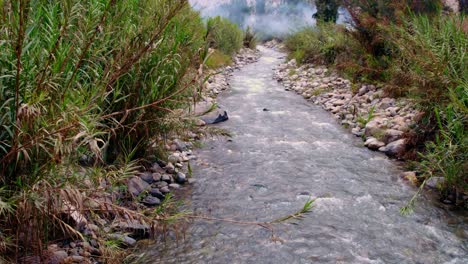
<box><xmin>285</xmin><ymin>23</ymin><xmax>363</xmax><ymax>66</ymax></box>
<box><xmin>243</xmin><ymin>26</ymin><xmax>258</xmax><ymax>49</ymax></box>
<box><xmin>206</xmin><ymin>16</ymin><xmax>243</xmax><ymax>56</ymax></box>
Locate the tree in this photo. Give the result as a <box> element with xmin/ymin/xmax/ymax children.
<box><xmin>314</xmin><ymin>0</ymin><xmax>339</xmax><ymax>23</ymax></box>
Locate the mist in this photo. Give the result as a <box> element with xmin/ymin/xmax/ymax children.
<box><xmin>189</xmin><ymin>0</ymin><xmax>351</xmax><ymax>40</ymax></box>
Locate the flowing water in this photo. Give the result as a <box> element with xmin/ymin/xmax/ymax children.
<box><xmin>142</xmin><ymin>47</ymin><xmax>467</xmax><ymax>264</ymax></box>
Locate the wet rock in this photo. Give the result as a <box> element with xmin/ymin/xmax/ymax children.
<box><xmin>351</xmin><ymin>127</ymin><xmax>364</xmax><ymax>136</ymax></box>
<box><xmin>127</xmin><ymin>177</ymin><xmax>150</xmax><ymax>196</ymax></box>
<box><xmin>139</xmin><ymin>172</ymin><xmax>154</xmax><ymax>184</ymax></box>
<box><xmin>175</xmin><ymin>172</ymin><xmax>187</xmax><ymax>184</ymax></box>
<box><xmin>365</xmin><ymin>137</ymin><xmax>386</xmax><ymax>150</ymax></box>
<box><xmin>108</xmin><ymin>234</ymin><xmax>137</xmax><ymax>247</ymax></box>
<box><xmin>379</xmin><ymin>139</ymin><xmax>407</xmax><ymax>157</ymax></box>
<box><xmin>142</xmin><ymin>196</ymin><xmax>161</xmax><ymax>206</ymax></box>
<box><xmin>149</xmin><ymin>188</ymin><xmax>165</xmax><ymax>200</ymax></box>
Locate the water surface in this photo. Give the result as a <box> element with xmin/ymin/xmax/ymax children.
<box><xmin>142</xmin><ymin>47</ymin><xmax>467</xmax><ymax>264</ymax></box>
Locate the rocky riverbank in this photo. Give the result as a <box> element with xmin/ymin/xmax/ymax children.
<box><xmin>34</xmin><ymin>48</ymin><xmax>259</xmax><ymax>264</ymax></box>
<box><xmin>273</xmin><ymin>58</ymin><xmax>421</xmax><ymax>159</ymax></box>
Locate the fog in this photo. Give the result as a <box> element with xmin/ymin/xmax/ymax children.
<box><xmin>189</xmin><ymin>0</ymin><xmax>351</xmax><ymax>39</ymax></box>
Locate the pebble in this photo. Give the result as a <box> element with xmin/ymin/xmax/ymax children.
<box><xmin>161</xmin><ymin>174</ymin><xmax>172</xmax><ymax>183</ymax></box>
<box><xmin>108</xmin><ymin>234</ymin><xmax>137</xmax><ymax>247</ymax></box>
<box><xmin>127</xmin><ymin>177</ymin><xmax>150</xmax><ymax>196</ymax></box>
<box><xmin>149</xmin><ymin>188</ymin><xmax>165</xmax><ymax>200</ymax></box>
<box><xmin>142</xmin><ymin>196</ymin><xmax>161</xmax><ymax>206</ymax></box>
<box><xmin>139</xmin><ymin>172</ymin><xmax>154</xmax><ymax>184</ymax></box>
<box><xmin>175</xmin><ymin>172</ymin><xmax>187</xmax><ymax>184</ymax></box>
<box><xmin>165</xmin><ymin>163</ymin><xmax>175</xmax><ymax>174</ymax></box>
<box><xmin>160</xmin><ymin>186</ymin><xmax>171</xmax><ymax>194</ymax></box>
<box><xmin>169</xmin><ymin>183</ymin><xmax>181</xmax><ymax>189</ymax></box>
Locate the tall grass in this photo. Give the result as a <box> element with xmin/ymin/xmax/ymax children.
<box><xmin>389</xmin><ymin>15</ymin><xmax>467</xmax><ymax>199</ymax></box>
<box><xmin>0</xmin><ymin>0</ymin><xmax>208</xmax><ymax>260</ymax></box>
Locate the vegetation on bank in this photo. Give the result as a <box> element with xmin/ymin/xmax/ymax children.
<box><xmin>286</xmin><ymin>1</ymin><xmax>467</xmax><ymax>205</ymax></box>
<box><xmin>0</xmin><ymin>0</ymin><xmax>248</xmax><ymax>262</ymax></box>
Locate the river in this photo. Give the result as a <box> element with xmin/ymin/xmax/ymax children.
<box><xmin>139</xmin><ymin>47</ymin><xmax>467</xmax><ymax>263</ymax></box>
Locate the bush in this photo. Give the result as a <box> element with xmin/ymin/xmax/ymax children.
<box><xmin>243</xmin><ymin>26</ymin><xmax>258</xmax><ymax>49</ymax></box>
<box><xmin>285</xmin><ymin>23</ymin><xmax>363</xmax><ymax>66</ymax></box>
<box><xmin>206</xmin><ymin>16</ymin><xmax>243</xmax><ymax>56</ymax></box>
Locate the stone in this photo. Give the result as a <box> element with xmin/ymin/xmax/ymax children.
<box><xmin>379</xmin><ymin>98</ymin><xmax>395</xmax><ymax>109</ymax></box>
<box><xmin>169</xmin><ymin>183</ymin><xmax>181</xmax><ymax>189</ymax></box>
<box><xmin>175</xmin><ymin>172</ymin><xmax>187</xmax><ymax>184</ymax></box>
<box><xmin>113</xmin><ymin>220</ymin><xmax>150</xmax><ymax>238</ymax></box>
<box><xmin>139</xmin><ymin>172</ymin><xmax>154</xmax><ymax>184</ymax></box>
<box><xmin>195</xmin><ymin>118</ymin><xmax>206</xmax><ymax>126</ymax></box>
<box><xmin>155</xmin><ymin>181</ymin><xmax>168</xmax><ymax>188</ymax></box>
<box><xmin>48</xmin><ymin>250</ymin><xmax>68</xmax><ymax>264</ymax></box>
<box><xmin>364</xmin><ymin>119</ymin><xmax>383</xmax><ymax>137</ymax></box>
<box><xmin>351</xmin><ymin>127</ymin><xmax>364</xmax><ymax>137</ymax></box>
<box><xmin>152</xmin><ymin>173</ymin><xmax>162</xmax><ymax>182</ymax></box>
<box><xmin>107</xmin><ymin>234</ymin><xmax>137</xmax><ymax>247</ymax></box>
<box><xmin>425</xmin><ymin>177</ymin><xmax>446</xmax><ymax>189</ymax></box>
<box><xmin>161</xmin><ymin>174</ymin><xmax>172</xmax><ymax>183</ymax></box>
<box><xmin>383</xmin><ymin>129</ymin><xmax>404</xmax><ymax>144</ymax></box>
<box><xmin>150</xmin><ymin>163</ymin><xmax>164</xmax><ymax>173</ymax></box>
<box><xmin>160</xmin><ymin>186</ymin><xmax>170</xmax><ymax>194</ymax></box>
<box><xmin>358</xmin><ymin>86</ymin><xmax>368</xmax><ymax>96</ymax></box>
<box><xmin>149</xmin><ymin>188</ymin><xmax>165</xmax><ymax>200</ymax></box>
<box><xmin>378</xmin><ymin>139</ymin><xmax>407</xmax><ymax>157</ymax></box>
<box><xmin>165</xmin><ymin>163</ymin><xmax>175</xmax><ymax>174</ymax></box>
<box><xmin>142</xmin><ymin>196</ymin><xmax>161</xmax><ymax>206</ymax></box>
<box><xmin>173</xmin><ymin>139</ymin><xmax>188</xmax><ymax>151</ymax></box>
<box><xmin>168</xmin><ymin>154</ymin><xmax>180</xmax><ymax>164</ymax></box>
<box><xmin>365</xmin><ymin>137</ymin><xmax>386</xmax><ymax>150</ymax></box>
<box><xmin>127</xmin><ymin>177</ymin><xmax>150</xmax><ymax>196</ymax></box>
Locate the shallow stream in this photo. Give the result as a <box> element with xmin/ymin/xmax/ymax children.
<box><xmin>142</xmin><ymin>47</ymin><xmax>467</xmax><ymax>264</ymax></box>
